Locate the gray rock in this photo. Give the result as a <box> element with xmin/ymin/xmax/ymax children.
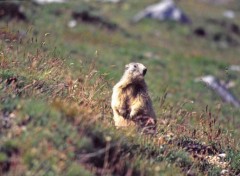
<box><xmin>132</xmin><ymin>0</ymin><xmax>190</xmax><ymax>24</ymax></box>
<box><xmin>196</xmin><ymin>75</ymin><xmax>240</xmax><ymax>108</ymax></box>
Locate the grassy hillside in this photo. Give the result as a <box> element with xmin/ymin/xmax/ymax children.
<box><xmin>0</xmin><ymin>0</ymin><xmax>240</xmax><ymax>175</ymax></box>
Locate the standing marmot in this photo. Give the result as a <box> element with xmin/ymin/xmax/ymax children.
<box><xmin>111</xmin><ymin>63</ymin><xmax>156</xmax><ymax>134</ymax></box>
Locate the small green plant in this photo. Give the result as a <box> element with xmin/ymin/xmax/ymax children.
<box><xmin>207</xmin><ymin>166</ymin><xmax>221</xmax><ymax>176</ymax></box>
<box><xmin>0</xmin><ymin>1</ymin><xmax>240</xmax><ymax>175</ymax></box>
<box><xmin>166</xmin><ymin>150</ymin><xmax>192</xmax><ymax>169</ymax></box>
<box><xmin>0</xmin><ymin>152</ymin><xmax>8</xmax><ymax>162</ymax></box>
<box><xmin>228</xmin><ymin>149</ymin><xmax>240</xmax><ymax>174</ymax></box>
<box><xmin>66</xmin><ymin>163</ymin><xmax>93</xmax><ymax>176</ymax></box>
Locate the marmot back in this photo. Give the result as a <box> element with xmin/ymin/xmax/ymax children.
<box><xmin>111</xmin><ymin>63</ymin><xmax>156</xmax><ymax>134</ymax></box>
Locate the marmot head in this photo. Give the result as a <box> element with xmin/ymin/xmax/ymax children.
<box><xmin>124</xmin><ymin>62</ymin><xmax>147</xmax><ymax>82</ymax></box>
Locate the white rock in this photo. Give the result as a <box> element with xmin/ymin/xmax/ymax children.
<box><xmin>220</xmin><ymin>169</ymin><xmax>229</xmax><ymax>175</ymax></box>
<box><xmin>97</xmin><ymin>0</ymin><xmax>121</xmax><ymax>3</ymax></box>
<box><xmin>195</xmin><ymin>75</ymin><xmax>215</xmax><ymax>84</ymax></box>
<box><xmin>218</xmin><ymin>153</ymin><xmax>226</xmax><ymax>158</ymax></box>
<box><xmin>34</xmin><ymin>0</ymin><xmax>66</xmax><ymax>5</ymax></box>
<box><xmin>195</xmin><ymin>75</ymin><xmax>240</xmax><ymax>108</ymax></box>
<box><xmin>132</xmin><ymin>0</ymin><xmax>190</xmax><ymax>23</ymax></box>
<box><xmin>223</xmin><ymin>10</ymin><xmax>235</xmax><ymax>19</ymax></box>
<box><xmin>229</xmin><ymin>65</ymin><xmax>240</xmax><ymax>72</ymax></box>
<box><xmin>68</xmin><ymin>20</ymin><xmax>77</xmax><ymax>28</ymax></box>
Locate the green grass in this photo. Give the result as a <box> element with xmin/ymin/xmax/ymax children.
<box><xmin>0</xmin><ymin>0</ymin><xmax>240</xmax><ymax>175</ymax></box>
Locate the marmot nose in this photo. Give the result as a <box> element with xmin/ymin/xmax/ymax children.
<box><xmin>143</xmin><ymin>68</ymin><xmax>147</xmax><ymax>76</ymax></box>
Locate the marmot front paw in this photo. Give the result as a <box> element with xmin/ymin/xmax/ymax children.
<box><xmin>118</xmin><ymin>109</ymin><xmax>129</xmax><ymax>118</ymax></box>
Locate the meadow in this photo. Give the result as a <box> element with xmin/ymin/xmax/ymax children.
<box><xmin>0</xmin><ymin>1</ymin><xmax>240</xmax><ymax>175</ymax></box>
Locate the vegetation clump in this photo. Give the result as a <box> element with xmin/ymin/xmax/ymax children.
<box><xmin>0</xmin><ymin>1</ymin><xmax>240</xmax><ymax>175</ymax></box>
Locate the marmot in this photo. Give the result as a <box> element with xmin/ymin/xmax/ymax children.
<box><xmin>111</xmin><ymin>62</ymin><xmax>156</xmax><ymax>134</ymax></box>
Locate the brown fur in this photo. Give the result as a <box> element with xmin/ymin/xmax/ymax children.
<box><xmin>111</xmin><ymin>63</ymin><xmax>156</xmax><ymax>133</ymax></box>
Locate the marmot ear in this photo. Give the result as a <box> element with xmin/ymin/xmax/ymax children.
<box><xmin>125</xmin><ymin>64</ymin><xmax>129</xmax><ymax>70</ymax></box>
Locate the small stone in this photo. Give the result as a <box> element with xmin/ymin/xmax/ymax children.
<box><xmin>105</xmin><ymin>136</ymin><xmax>112</xmax><ymax>142</ymax></box>
<box><xmin>220</xmin><ymin>169</ymin><xmax>229</xmax><ymax>175</ymax></box>
<box><xmin>223</xmin><ymin>10</ymin><xmax>235</xmax><ymax>19</ymax></box>
<box><xmin>68</xmin><ymin>20</ymin><xmax>77</xmax><ymax>28</ymax></box>
<box><xmin>9</xmin><ymin>113</ymin><xmax>16</xmax><ymax>119</ymax></box>
<box><xmin>218</xmin><ymin>153</ymin><xmax>226</xmax><ymax>158</ymax></box>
